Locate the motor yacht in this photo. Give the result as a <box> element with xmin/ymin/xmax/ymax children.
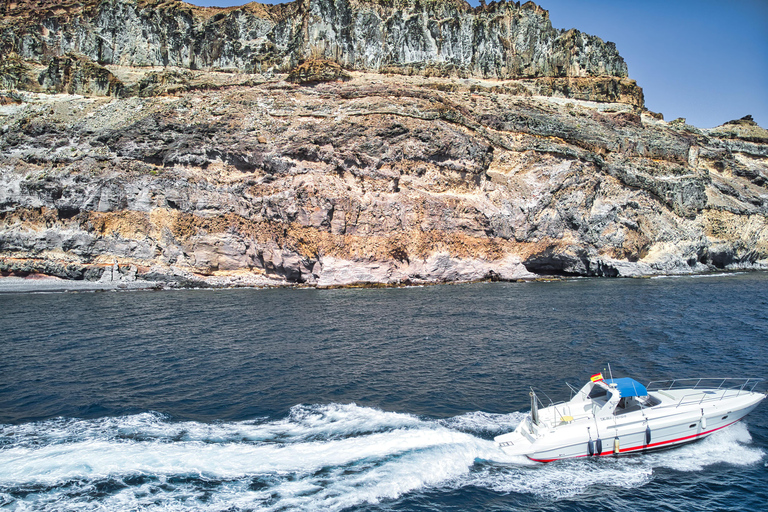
<box><xmin>494</xmin><ymin>374</ymin><xmax>765</xmax><ymax>462</ymax></box>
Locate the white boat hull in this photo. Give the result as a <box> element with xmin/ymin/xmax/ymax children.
<box><xmin>495</xmin><ymin>378</ymin><xmax>765</xmax><ymax>462</ymax></box>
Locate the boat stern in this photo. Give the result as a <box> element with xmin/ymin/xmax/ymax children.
<box><xmin>494</xmin><ymin>429</ymin><xmax>536</xmax><ymax>457</ymax></box>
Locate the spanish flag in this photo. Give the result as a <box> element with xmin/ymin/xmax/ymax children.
<box><xmin>590</xmin><ymin>373</ymin><xmax>604</xmax><ymax>382</ymax></box>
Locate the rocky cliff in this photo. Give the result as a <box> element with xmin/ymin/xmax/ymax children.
<box><xmin>1</xmin><ymin>0</ymin><xmax>628</xmax><ymax>79</ymax></box>
<box><xmin>1</xmin><ymin>0</ymin><xmax>767</xmax><ymax>288</ymax></box>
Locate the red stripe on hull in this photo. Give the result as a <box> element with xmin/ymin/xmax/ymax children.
<box><xmin>528</xmin><ymin>419</ymin><xmax>741</xmax><ymax>463</ymax></box>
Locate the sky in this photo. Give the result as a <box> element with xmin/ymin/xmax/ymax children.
<box><xmin>184</xmin><ymin>0</ymin><xmax>768</xmax><ymax>128</ymax></box>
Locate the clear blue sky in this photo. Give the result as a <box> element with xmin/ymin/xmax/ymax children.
<box><xmin>185</xmin><ymin>0</ymin><xmax>768</xmax><ymax>128</ymax></box>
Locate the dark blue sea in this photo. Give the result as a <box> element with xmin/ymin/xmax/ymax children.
<box><xmin>1</xmin><ymin>273</ymin><xmax>767</xmax><ymax>511</ymax></box>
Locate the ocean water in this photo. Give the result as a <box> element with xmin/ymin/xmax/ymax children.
<box><xmin>1</xmin><ymin>273</ymin><xmax>767</xmax><ymax>511</ymax></box>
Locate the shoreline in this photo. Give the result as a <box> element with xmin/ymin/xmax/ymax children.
<box><xmin>0</xmin><ymin>269</ymin><xmax>762</xmax><ymax>294</ymax></box>
<box><xmin>0</xmin><ymin>276</ymin><xmax>163</xmax><ymax>294</ymax></box>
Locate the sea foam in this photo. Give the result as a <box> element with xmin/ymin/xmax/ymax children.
<box><xmin>0</xmin><ymin>405</ymin><xmax>763</xmax><ymax>511</ymax></box>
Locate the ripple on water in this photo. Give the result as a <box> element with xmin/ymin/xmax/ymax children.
<box><xmin>1</xmin><ymin>274</ymin><xmax>768</xmax><ymax>510</ymax></box>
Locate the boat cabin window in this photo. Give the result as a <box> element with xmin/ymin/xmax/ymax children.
<box><xmin>637</xmin><ymin>395</ymin><xmax>661</xmax><ymax>407</ymax></box>
<box><xmin>588</xmin><ymin>386</ymin><xmax>608</xmax><ymax>400</ymax></box>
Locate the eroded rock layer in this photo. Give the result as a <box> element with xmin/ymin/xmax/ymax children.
<box><xmin>2</xmin><ymin>70</ymin><xmax>767</xmax><ymax>287</ymax></box>
<box><xmin>0</xmin><ymin>1</ymin><xmax>766</xmax><ymax>287</ymax></box>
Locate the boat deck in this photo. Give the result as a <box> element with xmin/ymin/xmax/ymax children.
<box><xmin>648</xmin><ymin>378</ymin><xmax>763</xmax><ymax>408</ymax></box>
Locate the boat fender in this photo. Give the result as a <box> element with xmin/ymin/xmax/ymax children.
<box><xmin>701</xmin><ymin>409</ymin><xmax>707</xmax><ymax>430</ymax></box>
<box><xmin>645</xmin><ymin>426</ymin><xmax>651</xmax><ymax>446</ymax></box>
<box><xmin>614</xmin><ymin>437</ymin><xmax>620</xmax><ymax>454</ymax></box>
<box><xmin>587</xmin><ymin>439</ymin><xmax>594</xmax><ymax>456</ymax></box>
<box><xmin>595</xmin><ymin>438</ymin><xmax>602</xmax><ymax>455</ymax></box>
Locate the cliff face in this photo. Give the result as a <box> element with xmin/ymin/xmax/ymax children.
<box><xmin>1</xmin><ymin>1</ymin><xmax>767</xmax><ymax>288</ymax></box>
<box><xmin>1</xmin><ymin>0</ymin><xmax>627</xmax><ymax>79</ymax></box>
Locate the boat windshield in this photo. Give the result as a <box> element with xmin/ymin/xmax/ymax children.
<box><xmin>637</xmin><ymin>394</ymin><xmax>661</xmax><ymax>407</ymax></box>
<box><xmin>588</xmin><ymin>386</ymin><xmax>608</xmax><ymax>399</ymax></box>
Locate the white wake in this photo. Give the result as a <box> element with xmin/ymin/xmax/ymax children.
<box><xmin>0</xmin><ymin>404</ymin><xmax>762</xmax><ymax>511</ymax></box>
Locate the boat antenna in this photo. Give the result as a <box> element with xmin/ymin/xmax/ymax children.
<box><xmin>608</xmin><ymin>363</ymin><xmax>614</xmax><ymax>381</ymax></box>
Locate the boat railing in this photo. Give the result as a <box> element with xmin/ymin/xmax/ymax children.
<box><xmin>646</xmin><ymin>378</ymin><xmax>764</xmax><ymax>407</ymax></box>
<box><xmin>529</xmin><ymin>389</ymin><xmax>573</xmax><ymax>427</ymax></box>
<box><xmin>547</xmin><ymin>401</ymin><xmax>572</xmax><ymax>425</ymax></box>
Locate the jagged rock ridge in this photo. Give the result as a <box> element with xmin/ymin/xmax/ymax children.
<box><xmin>1</xmin><ymin>0</ymin><xmax>628</xmax><ymax>79</ymax></box>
